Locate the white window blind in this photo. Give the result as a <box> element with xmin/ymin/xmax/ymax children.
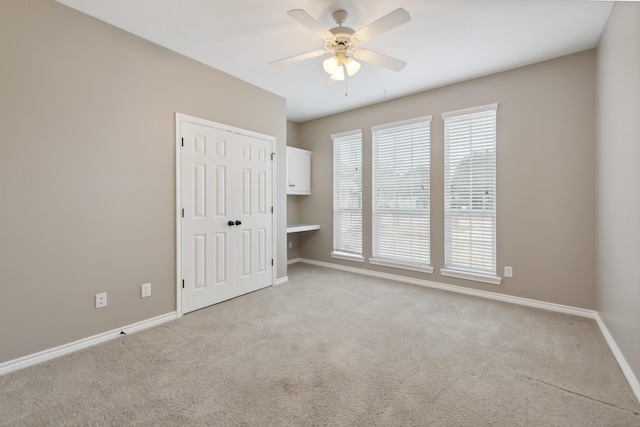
<box><xmin>371</xmin><ymin>117</ymin><xmax>432</xmax><ymax>271</ymax></box>
<box><xmin>443</xmin><ymin>104</ymin><xmax>498</xmax><ymax>277</ymax></box>
<box><xmin>332</xmin><ymin>130</ymin><xmax>363</xmax><ymax>260</ymax></box>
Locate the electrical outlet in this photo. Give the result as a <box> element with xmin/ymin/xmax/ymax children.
<box><xmin>504</xmin><ymin>266</ymin><xmax>513</xmax><ymax>278</ymax></box>
<box><xmin>141</xmin><ymin>283</ymin><xmax>151</xmax><ymax>298</ymax></box>
<box><xmin>96</xmin><ymin>292</ymin><xmax>107</xmax><ymax>308</ymax></box>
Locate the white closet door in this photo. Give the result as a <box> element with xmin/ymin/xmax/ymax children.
<box><xmin>180</xmin><ymin>120</ymin><xmax>272</xmax><ymax>314</ymax></box>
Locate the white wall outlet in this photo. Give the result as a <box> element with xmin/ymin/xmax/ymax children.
<box><xmin>504</xmin><ymin>266</ymin><xmax>513</xmax><ymax>278</ymax></box>
<box><xmin>141</xmin><ymin>283</ymin><xmax>151</xmax><ymax>298</ymax></box>
<box><xmin>96</xmin><ymin>292</ymin><xmax>107</xmax><ymax>308</ymax></box>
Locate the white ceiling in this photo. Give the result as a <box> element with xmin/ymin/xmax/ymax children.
<box><xmin>56</xmin><ymin>0</ymin><xmax>612</xmax><ymax>122</ymax></box>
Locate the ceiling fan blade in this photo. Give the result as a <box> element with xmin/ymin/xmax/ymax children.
<box><xmin>352</xmin><ymin>8</ymin><xmax>411</xmax><ymax>43</ymax></box>
<box><xmin>270</xmin><ymin>50</ymin><xmax>328</xmax><ymax>65</ymax></box>
<box><xmin>354</xmin><ymin>49</ymin><xmax>406</xmax><ymax>72</ymax></box>
<box><xmin>287</xmin><ymin>9</ymin><xmax>334</xmax><ymax>40</ymax></box>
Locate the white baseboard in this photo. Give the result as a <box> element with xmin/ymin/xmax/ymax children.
<box><xmin>595</xmin><ymin>314</ymin><xmax>640</xmax><ymax>403</ymax></box>
<box><xmin>287</xmin><ymin>258</ymin><xmax>301</xmax><ymax>265</ymax></box>
<box><xmin>298</xmin><ymin>258</ymin><xmax>596</xmax><ymax>318</ymax></box>
<box><xmin>5</xmin><ymin>262</ymin><xmax>639</xmax><ymax>405</ymax></box>
<box><xmin>296</xmin><ymin>258</ymin><xmax>640</xmax><ymax>404</ymax></box>
<box><xmin>0</xmin><ymin>312</ymin><xmax>177</xmax><ymax>376</ymax></box>
<box><xmin>275</xmin><ymin>276</ymin><xmax>289</xmax><ymax>285</ymax></box>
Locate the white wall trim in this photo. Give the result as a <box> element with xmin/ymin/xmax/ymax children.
<box><xmin>287</xmin><ymin>258</ymin><xmax>301</xmax><ymax>265</ymax></box>
<box><xmin>0</xmin><ymin>312</ymin><xmax>177</xmax><ymax>376</ymax></box>
<box><xmin>330</xmin><ymin>251</ymin><xmax>365</xmax><ymax>263</ymax></box>
<box><xmin>330</xmin><ymin>129</ymin><xmax>362</xmax><ymax>140</ymax></box>
<box><xmin>175</xmin><ymin>114</ymin><xmax>183</xmax><ymax>317</ymax></box>
<box><xmin>298</xmin><ymin>258</ymin><xmax>596</xmax><ymax>318</ymax></box>
<box><xmin>6</xmin><ymin>261</ymin><xmax>639</xmax><ymax>405</ymax></box>
<box><xmin>441</xmin><ymin>102</ymin><xmax>499</xmax><ymax>119</ymax></box>
<box><xmin>371</xmin><ymin>115</ymin><xmax>433</xmax><ymax>132</ymax></box>
<box><xmin>595</xmin><ymin>313</ymin><xmax>640</xmax><ymax>403</ymax></box>
<box><xmin>370</xmin><ymin>257</ymin><xmax>434</xmax><ymax>274</ymax></box>
<box><xmin>297</xmin><ymin>258</ymin><xmax>640</xmax><ymax>404</ymax></box>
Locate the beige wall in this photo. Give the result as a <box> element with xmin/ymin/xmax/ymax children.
<box><xmin>0</xmin><ymin>0</ymin><xmax>286</xmax><ymax>363</ymax></box>
<box><xmin>296</xmin><ymin>51</ymin><xmax>596</xmax><ymax>309</ymax></box>
<box><xmin>596</xmin><ymin>3</ymin><xmax>640</xmax><ymax>387</ymax></box>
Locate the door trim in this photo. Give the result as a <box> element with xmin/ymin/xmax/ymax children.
<box><xmin>175</xmin><ymin>113</ymin><xmax>277</xmax><ymax>317</ymax></box>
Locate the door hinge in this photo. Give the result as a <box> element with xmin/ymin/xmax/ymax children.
<box><xmin>271</xmin><ymin>206</ymin><xmax>274</xmax><ymax>213</ymax></box>
<box><xmin>182</xmin><ymin>279</ymin><xmax>185</xmax><ymax>289</ymax></box>
<box><xmin>271</xmin><ymin>152</ymin><xmax>276</xmax><ymax>161</ymax></box>
<box><xmin>181</xmin><ymin>208</ymin><xmax>184</xmax><ymax>218</ymax></box>
<box><xmin>271</xmin><ymin>259</ymin><xmax>274</xmax><ymax>266</ymax></box>
<box><xmin>181</xmin><ymin>137</ymin><xmax>184</xmax><ymax>147</ymax></box>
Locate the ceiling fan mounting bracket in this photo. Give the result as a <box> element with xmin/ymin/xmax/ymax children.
<box><xmin>332</xmin><ymin>10</ymin><xmax>349</xmax><ymax>26</ymax></box>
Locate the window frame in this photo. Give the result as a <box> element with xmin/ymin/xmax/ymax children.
<box><xmin>331</xmin><ymin>129</ymin><xmax>364</xmax><ymax>262</ymax></box>
<box><xmin>441</xmin><ymin>103</ymin><xmax>501</xmax><ymax>285</ymax></box>
<box><xmin>370</xmin><ymin>116</ymin><xmax>433</xmax><ymax>273</ymax></box>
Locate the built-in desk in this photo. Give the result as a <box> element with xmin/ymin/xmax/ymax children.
<box><xmin>287</xmin><ymin>223</ymin><xmax>320</xmax><ymax>233</ymax></box>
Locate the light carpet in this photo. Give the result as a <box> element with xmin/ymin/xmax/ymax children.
<box><xmin>1</xmin><ymin>263</ymin><xmax>639</xmax><ymax>426</ymax></box>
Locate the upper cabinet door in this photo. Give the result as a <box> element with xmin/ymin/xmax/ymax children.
<box><xmin>287</xmin><ymin>146</ymin><xmax>311</xmax><ymax>195</ymax></box>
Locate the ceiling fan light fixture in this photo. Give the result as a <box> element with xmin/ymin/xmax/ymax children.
<box><xmin>331</xmin><ymin>65</ymin><xmax>345</xmax><ymax>81</ymax></box>
<box><xmin>324</xmin><ymin>54</ymin><xmax>359</xmax><ymax>80</ymax></box>
<box><xmin>323</xmin><ymin>55</ymin><xmax>340</xmax><ymax>74</ymax></box>
<box><xmin>344</xmin><ymin>56</ymin><xmax>360</xmax><ymax>76</ymax></box>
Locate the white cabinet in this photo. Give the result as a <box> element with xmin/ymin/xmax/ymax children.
<box><xmin>286</xmin><ymin>146</ymin><xmax>311</xmax><ymax>195</ymax></box>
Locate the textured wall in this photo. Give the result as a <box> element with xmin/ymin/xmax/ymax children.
<box><xmin>296</xmin><ymin>51</ymin><xmax>596</xmax><ymax>309</ymax></box>
<box><xmin>596</xmin><ymin>2</ymin><xmax>640</xmax><ymax>390</ymax></box>
<box><xmin>0</xmin><ymin>0</ymin><xmax>286</xmax><ymax>363</ymax></box>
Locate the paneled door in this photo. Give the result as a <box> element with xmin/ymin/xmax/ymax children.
<box><xmin>179</xmin><ymin>116</ymin><xmax>273</xmax><ymax>314</ymax></box>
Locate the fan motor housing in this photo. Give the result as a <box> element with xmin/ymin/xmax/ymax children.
<box><xmin>326</xmin><ymin>28</ymin><xmax>356</xmax><ymax>52</ymax></box>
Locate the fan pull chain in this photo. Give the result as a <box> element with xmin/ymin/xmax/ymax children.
<box><xmin>344</xmin><ymin>65</ymin><xmax>349</xmax><ymax>97</ymax></box>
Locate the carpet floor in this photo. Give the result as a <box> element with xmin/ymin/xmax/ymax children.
<box><xmin>1</xmin><ymin>263</ymin><xmax>639</xmax><ymax>426</ymax></box>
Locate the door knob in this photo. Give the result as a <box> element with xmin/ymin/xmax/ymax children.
<box><xmin>235</xmin><ymin>220</ymin><xmax>242</xmax><ymax>226</ymax></box>
<box><xmin>228</xmin><ymin>220</ymin><xmax>235</xmax><ymax>226</ymax></box>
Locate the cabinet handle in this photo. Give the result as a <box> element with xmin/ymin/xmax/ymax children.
<box><xmin>228</xmin><ymin>220</ymin><xmax>235</xmax><ymax>226</ymax></box>
<box><xmin>235</xmin><ymin>220</ymin><xmax>242</xmax><ymax>226</ymax></box>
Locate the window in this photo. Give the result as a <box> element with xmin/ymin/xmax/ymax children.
<box><xmin>332</xmin><ymin>130</ymin><xmax>363</xmax><ymax>262</ymax></box>
<box><xmin>442</xmin><ymin>104</ymin><xmax>500</xmax><ymax>285</ymax></box>
<box><xmin>370</xmin><ymin>117</ymin><xmax>432</xmax><ymax>272</ymax></box>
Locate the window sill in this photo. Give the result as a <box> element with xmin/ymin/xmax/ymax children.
<box><xmin>331</xmin><ymin>251</ymin><xmax>365</xmax><ymax>263</ymax></box>
<box><xmin>440</xmin><ymin>268</ymin><xmax>502</xmax><ymax>285</ymax></box>
<box><xmin>369</xmin><ymin>258</ymin><xmax>433</xmax><ymax>274</ymax></box>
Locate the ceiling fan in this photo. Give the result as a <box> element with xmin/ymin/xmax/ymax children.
<box><xmin>271</xmin><ymin>8</ymin><xmax>411</xmax><ymax>82</ymax></box>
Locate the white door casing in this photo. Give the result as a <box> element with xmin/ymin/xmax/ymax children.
<box><xmin>176</xmin><ymin>114</ymin><xmax>275</xmax><ymax>315</ymax></box>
